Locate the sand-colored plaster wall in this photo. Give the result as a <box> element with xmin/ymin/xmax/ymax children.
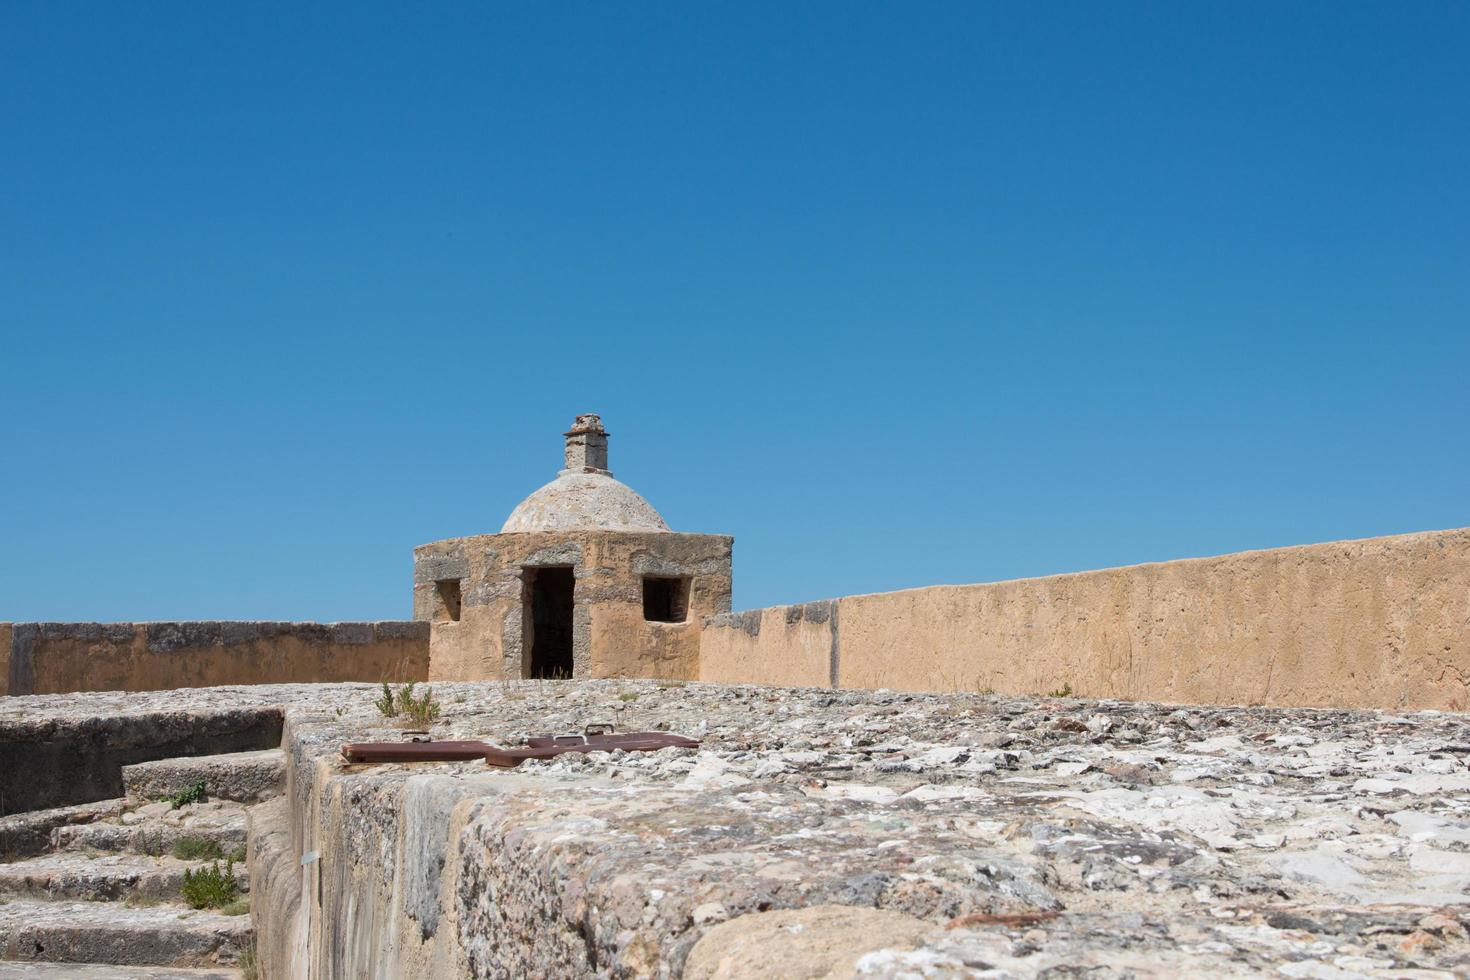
<box><xmin>700</xmin><ymin>602</ymin><xmax>837</xmax><ymax>688</ymax></box>
<box><xmin>4</xmin><ymin>621</ymin><xmax>428</xmax><ymax>696</ymax></box>
<box><xmin>589</xmin><ymin>603</ymin><xmax>703</xmax><ymax>680</ymax></box>
<box><xmin>699</xmin><ymin>528</ymin><xmax>1470</xmax><ymax>711</ymax></box>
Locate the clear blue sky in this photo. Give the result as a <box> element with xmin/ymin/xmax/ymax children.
<box><xmin>2</xmin><ymin>2</ymin><xmax>1466</xmax><ymax>622</ymax></box>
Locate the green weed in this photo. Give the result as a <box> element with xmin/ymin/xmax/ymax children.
<box><xmin>373</xmin><ymin>681</ymin><xmax>396</xmax><ymax>718</ymax></box>
<box><xmin>396</xmin><ymin>683</ymin><xmax>442</xmax><ymax>725</ymax></box>
<box><xmin>167</xmin><ymin>780</ymin><xmax>207</xmax><ymax>809</ymax></box>
<box><xmin>220</xmin><ymin>897</ymin><xmax>250</xmax><ymax>916</ymax></box>
<box><xmin>239</xmin><ymin>939</ymin><xmax>259</xmax><ymax>980</ymax></box>
<box><xmin>180</xmin><ymin>859</ymin><xmax>240</xmax><ymax>909</ymax></box>
<box><xmin>172</xmin><ymin>835</ymin><xmax>224</xmax><ymax>861</ymax></box>
<box><xmin>372</xmin><ymin>681</ymin><xmax>442</xmax><ymax>724</ymax></box>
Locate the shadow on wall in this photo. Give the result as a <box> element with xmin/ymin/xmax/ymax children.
<box><xmin>0</xmin><ymin>705</ymin><xmax>286</xmax><ymax>818</ymax></box>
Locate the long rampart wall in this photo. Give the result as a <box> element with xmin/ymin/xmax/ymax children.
<box><xmin>1</xmin><ymin>621</ymin><xmax>429</xmax><ymax>696</ymax></box>
<box><xmin>700</xmin><ymin>527</ymin><xmax>1470</xmax><ymax>711</ymax></box>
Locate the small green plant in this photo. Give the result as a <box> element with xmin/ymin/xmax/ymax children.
<box><xmin>1048</xmin><ymin>682</ymin><xmax>1074</xmax><ymax>698</ymax></box>
<box><xmin>371</xmin><ymin>680</ymin><xmax>443</xmax><ymax>723</ymax></box>
<box><xmin>181</xmin><ymin>859</ymin><xmax>240</xmax><ymax>909</ymax></box>
<box><xmin>220</xmin><ymin>896</ymin><xmax>250</xmax><ymax>916</ymax></box>
<box><xmin>397</xmin><ymin>683</ymin><xmax>442</xmax><ymax>725</ymax></box>
<box><xmin>172</xmin><ymin>835</ymin><xmax>224</xmax><ymax>861</ymax></box>
<box><xmin>229</xmin><ymin>843</ymin><xmax>247</xmax><ymax>863</ymax></box>
<box><xmin>167</xmin><ymin>780</ymin><xmax>207</xmax><ymax>809</ymax></box>
<box><xmin>239</xmin><ymin>939</ymin><xmax>259</xmax><ymax>980</ymax></box>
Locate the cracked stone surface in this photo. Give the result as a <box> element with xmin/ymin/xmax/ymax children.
<box><xmin>0</xmin><ymin>965</ymin><xmax>241</xmax><ymax>979</ymax></box>
<box><xmin>51</xmin><ymin>800</ymin><xmax>248</xmax><ymax>856</ymax></box>
<box><xmin>8</xmin><ymin>681</ymin><xmax>1470</xmax><ymax>977</ymax></box>
<box><xmin>0</xmin><ymin>899</ymin><xmax>251</xmax><ymax>968</ymax></box>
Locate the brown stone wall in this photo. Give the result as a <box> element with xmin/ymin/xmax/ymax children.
<box><xmin>2</xmin><ymin>621</ymin><xmax>428</xmax><ymax>696</ymax></box>
<box><xmin>416</xmin><ymin>531</ymin><xmax>733</xmax><ymax>682</ymax></box>
<box><xmin>0</xmin><ymin>622</ymin><xmax>11</xmax><ymax>696</ymax></box>
<box><xmin>698</xmin><ymin>528</ymin><xmax>1470</xmax><ymax>712</ymax></box>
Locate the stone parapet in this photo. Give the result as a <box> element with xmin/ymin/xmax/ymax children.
<box><xmin>700</xmin><ymin>601</ymin><xmax>837</xmax><ymax>688</ymax></box>
<box><xmin>699</xmin><ymin>526</ymin><xmax>1470</xmax><ymax>711</ymax></box>
<box><xmin>1</xmin><ymin>620</ymin><xmax>428</xmax><ymax>696</ymax></box>
<box><xmin>0</xmin><ymin>622</ymin><xmax>10</xmax><ymax>697</ymax></box>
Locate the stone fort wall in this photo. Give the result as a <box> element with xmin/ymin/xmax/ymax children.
<box><xmin>700</xmin><ymin>527</ymin><xmax>1470</xmax><ymax>712</ymax></box>
<box><xmin>6</xmin><ymin>527</ymin><xmax>1466</xmax><ymax>709</ymax></box>
<box><xmin>1</xmin><ymin>620</ymin><xmax>428</xmax><ymax>696</ymax></box>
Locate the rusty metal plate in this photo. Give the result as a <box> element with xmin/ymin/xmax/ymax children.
<box><xmin>342</xmin><ymin>727</ymin><xmax>698</xmax><ymax>767</ymax></box>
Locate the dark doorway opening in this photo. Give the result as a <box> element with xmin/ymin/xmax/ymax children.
<box><xmin>525</xmin><ymin>566</ymin><xmax>575</xmax><ymax>679</ymax></box>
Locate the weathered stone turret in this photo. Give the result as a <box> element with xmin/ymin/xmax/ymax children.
<box><xmin>413</xmin><ymin>415</ymin><xmax>732</xmax><ymax>681</ymax></box>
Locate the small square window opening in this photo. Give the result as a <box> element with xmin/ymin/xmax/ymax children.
<box><xmin>435</xmin><ymin>579</ymin><xmax>463</xmax><ymax>622</ymax></box>
<box><xmin>642</xmin><ymin>576</ymin><xmax>690</xmax><ymax>623</ymax></box>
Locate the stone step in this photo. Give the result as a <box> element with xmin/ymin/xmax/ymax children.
<box><xmin>0</xmin><ymin>962</ymin><xmax>242</xmax><ymax>978</ymax></box>
<box><xmin>0</xmin><ymin>899</ymin><xmax>251</xmax><ymax>969</ymax></box>
<box><xmin>0</xmin><ymin>800</ymin><xmax>122</xmax><ymax>860</ymax></box>
<box><xmin>0</xmin><ymin>853</ymin><xmax>247</xmax><ymax>903</ymax></box>
<box><xmin>123</xmin><ymin>749</ymin><xmax>284</xmax><ymax>805</ymax></box>
<box><xmin>52</xmin><ymin>807</ymin><xmax>247</xmax><ymax>857</ymax></box>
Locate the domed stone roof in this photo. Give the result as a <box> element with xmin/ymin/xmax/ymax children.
<box><xmin>500</xmin><ymin>415</ymin><xmax>671</xmax><ymax>534</ymax></box>
<box><xmin>501</xmin><ymin>471</ymin><xmax>669</xmax><ymax>533</ymax></box>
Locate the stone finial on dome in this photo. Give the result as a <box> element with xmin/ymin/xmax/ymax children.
<box><xmin>563</xmin><ymin>414</ymin><xmax>610</xmax><ymax>475</ymax></box>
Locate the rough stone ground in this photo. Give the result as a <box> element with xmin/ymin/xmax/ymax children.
<box><xmin>298</xmin><ymin>680</ymin><xmax>1470</xmax><ymax>978</ymax></box>
<box><xmin>8</xmin><ymin>681</ymin><xmax>1470</xmax><ymax>977</ymax></box>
